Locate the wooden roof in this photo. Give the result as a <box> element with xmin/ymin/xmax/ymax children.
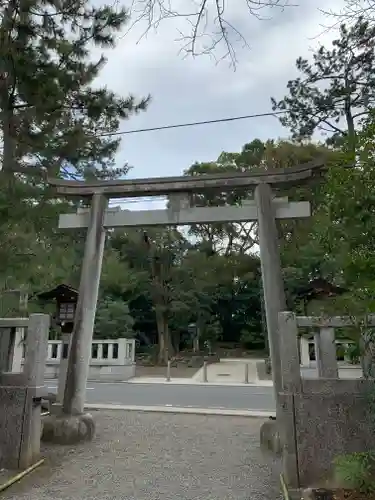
<box><xmin>296</xmin><ymin>278</ymin><xmax>347</xmax><ymax>302</ymax></box>
<box><xmin>37</xmin><ymin>284</ymin><xmax>78</xmax><ymax>301</ymax></box>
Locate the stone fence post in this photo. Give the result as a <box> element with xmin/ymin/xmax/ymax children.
<box><xmin>278</xmin><ymin>312</ymin><xmax>301</xmax><ymax>393</ymax></box>
<box><xmin>314</xmin><ymin>327</ymin><xmax>338</xmax><ymax>378</ymax></box>
<box><xmin>19</xmin><ymin>313</ymin><xmax>50</xmax><ymax>469</ymax></box>
<box><xmin>23</xmin><ymin>314</ymin><xmax>50</xmax><ymax>387</ymax></box>
<box><xmin>278</xmin><ymin>311</ymin><xmax>301</xmax><ymax>490</ymax></box>
<box><xmin>118</xmin><ymin>338</ymin><xmax>127</xmax><ymax>362</ymax></box>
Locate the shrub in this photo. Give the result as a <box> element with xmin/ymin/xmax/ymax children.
<box><xmin>345</xmin><ymin>343</ymin><xmax>361</xmax><ymax>365</ymax></box>
<box><xmin>334</xmin><ymin>451</ymin><xmax>375</xmax><ymax>494</ymax></box>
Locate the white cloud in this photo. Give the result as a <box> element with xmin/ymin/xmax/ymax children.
<box><xmin>91</xmin><ymin>0</ymin><xmax>346</xmax><ymax>210</ymax></box>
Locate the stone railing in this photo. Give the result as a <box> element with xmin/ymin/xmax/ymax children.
<box><xmin>299</xmin><ymin>337</ymin><xmax>357</xmax><ymax>366</ymax></box>
<box><xmin>0</xmin><ymin>315</ymin><xmax>50</xmax><ymax>469</ymax></box>
<box><xmin>278</xmin><ymin>312</ymin><xmax>372</xmax><ymax>492</ymax></box>
<box><xmin>18</xmin><ymin>338</ymin><xmax>136</xmax><ymax>382</ymax></box>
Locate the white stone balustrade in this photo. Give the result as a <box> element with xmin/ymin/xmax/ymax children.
<box><xmin>299</xmin><ymin>336</ymin><xmax>357</xmax><ymax>366</ymax></box>
<box><xmin>19</xmin><ymin>338</ymin><xmax>136</xmax><ymax>381</ymax></box>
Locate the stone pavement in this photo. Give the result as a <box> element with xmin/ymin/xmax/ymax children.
<box><xmin>4</xmin><ymin>411</ymin><xmax>281</xmax><ymax>500</ymax></box>
<box><xmin>193</xmin><ymin>359</ymin><xmax>259</xmax><ymax>384</ymax></box>
<box><xmin>128</xmin><ymin>377</ymin><xmax>273</xmax><ymax>386</ymax></box>
<box><xmin>131</xmin><ymin>361</ymin><xmax>362</xmax><ymax>386</ymax></box>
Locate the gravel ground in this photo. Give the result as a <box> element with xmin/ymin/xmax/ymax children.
<box><xmin>3</xmin><ymin>411</ymin><xmax>281</xmax><ymax>500</ymax></box>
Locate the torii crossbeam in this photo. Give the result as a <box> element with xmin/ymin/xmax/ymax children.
<box><xmin>59</xmin><ymin>198</ymin><xmax>310</xmax><ymax>229</ymax></box>
<box><xmin>48</xmin><ymin>158</ymin><xmax>324</xmax><ymax>198</ymax></box>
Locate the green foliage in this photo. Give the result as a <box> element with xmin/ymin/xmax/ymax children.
<box><xmin>200</xmin><ymin>318</ymin><xmax>222</xmax><ymax>344</ymax></box>
<box><xmin>0</xmin><ymin>0</ymin><xmax>149</xmax><ymax>179</ymax></box>
<box><xmin>321</xmin><ymin>113</ymin><xmax>375</xmax><ymax>303</ymax></box>
<box><xmin>0</xmin><ymin>0</ymin><xmax>155</xmax><ymax>365</ymax></box>
<box><xmin>334</xmin><ymin>451</ymin><xmax>375</xmax><ymax>493</ymax></box>
<box><xmin>324</xmin><ymin>109</ymin><xmax>375</xmax><ymax>490</ymax></box>
<box><xmin>95</xmin><ymin>298</ymin><xmax>135</xmax><ymax>339</ymax></box>
<box><xmin>272</xmin><ymin>18</ymin><xmax>375</xmax><ymax>149</ymax></box>
<box><xmin>0</xmin><ymin>0</ymin><xmax>151</xmax><ymax>323</ymax></box>
<box><xmin>240</xmin><ymin>328</ymin><xmax>264</xmax><ymax>349</ymax></box>
<box><xmin>185</xmin><ymin>139</ymin><xmax>333</xmax><ymax>257</ymax></box>
<box><xmin>345</xmin><ymin>343</ymin><xmax>361</xmax><ymax>365</ymax></box>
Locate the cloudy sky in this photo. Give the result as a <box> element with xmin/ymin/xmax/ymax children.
<box><xmin>96</xmin><ymin>0</ymin><xmax>346</xmax><ymax>209</ymax></box>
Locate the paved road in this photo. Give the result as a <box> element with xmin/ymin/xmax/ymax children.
<box><xmin>45</xmin><ymin>381</ymin><xmax>276</xmax><ymax>411</ymax></box>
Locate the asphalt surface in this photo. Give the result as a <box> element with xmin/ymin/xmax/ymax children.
<box><xmin>45</xmin><ymin>380</ymin><xmax>276</xmax><ymax>411</ymax></box>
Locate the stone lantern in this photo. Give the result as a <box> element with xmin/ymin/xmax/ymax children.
<box><xmin>37</xmin><ymin>284</ymin><xmax>78</xmax><ymax>401</ymax></box>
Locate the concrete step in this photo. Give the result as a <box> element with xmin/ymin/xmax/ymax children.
<box><xmin>193</xmin><ymin>360</ymin><xmax>259</xmax><ymax>383</ymax></box>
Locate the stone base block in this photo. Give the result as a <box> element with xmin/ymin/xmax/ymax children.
<box><xmin>289</xmin><ymin>489</ymin><xmax>303</xmax><ymax>500</ymax></box>
<box><xmin>302</xmin><ymin>488</ymin><xmax>315</xmax><ymax>499</ymax></box>
<box><xmin>260</xmin><ymin>418</ymin><xmax>282</xmax><ymax>455</ymax></box>
<box><xmin>41</xmin><ymin>412</ymin><xmax>95</xmax><ymax>444</ymax></box>
<box><xmin>41</xmin><ymin>392</ymin><xmax>57</xmax><ymax>412</ymax></box>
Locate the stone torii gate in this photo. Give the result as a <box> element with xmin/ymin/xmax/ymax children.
<box><xmin>43</xmin><ymin>161</ymin><xmax>322</xmax><ymax>442</ymax></box>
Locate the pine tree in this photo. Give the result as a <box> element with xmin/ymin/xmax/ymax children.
<box><xmin>0</xmin><ymin>0</ymin><xmax>150</xmax><ymax>180</ymax></box>
<box><xmin>271</xmin><ymin>18</ymin><xmax>375</xmax><ymax>152</ymax></box>
<box><xmin>0</xmin><ymin>0</ymin><xmax>150</xmax><ymax>295</ymax></box>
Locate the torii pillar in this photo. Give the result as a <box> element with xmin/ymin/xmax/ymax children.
<box><xmin>42</xmin><ymin>194</ymin><xmax>107</xmax><ymax>444</ymax></box>
<box><xmin>63</xmin><ymin>194</ymin><xmax>107</xmax><ymax>415</ymax></box>
<box><xmin>255</xmin><ymin>183</ymin><xmax>287</xmax><ymax>417</ymax></box>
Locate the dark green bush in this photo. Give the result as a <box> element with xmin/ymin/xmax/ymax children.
<box><xmin>334</xmin><ymin>451</ymin><xmax>375</xmax><ymax>493</ymax></box>
<box><xmin>345</xmin><ymin>343</ymin><xmax>361</xmax><ymax>365</ymax></box>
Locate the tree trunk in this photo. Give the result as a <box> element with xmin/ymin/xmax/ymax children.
<box><xmin>194</xmin><ymin>323</ymin><xmax>203</xmax><ymax>352</ymax></box>
<box><xmin>193</xmin><ymin>337</ymin><xmax>200</xmax><ymax>352</ymax></box>
<box><xmin>156</xmin><ymin>308</ymin><xmax>174</xmax><ymax>364</ymax></box>
<box><xmin>344</xmin><ymin>92</ymin><xmax>356</xmax><ymax>155</ymax></box>
<box><xmin>360</xmin><ymin>330</ymin><xmax>375</xmax><ymax>378</ymax></box>
<box><xmin>143</xmin><ymin>231</ymin><xmax>175</xmax><ymax>365</ymax></box>
<box><xmin>156</xmin><ymin>309</ymin><xmax>166</xmax><ymax>364</ymax></box>
<box><xmin>172</xmin><ymin>330</ymin><xmax>180</xmax><ymax>354</ymax></box>
<box><xmin>194</xmin><ymin>316</ymin><xmax>206</xmax><ymax>352</ymax></box>
<box><xmin>165</xmin><ymin>319</ymin><xmax>174</xmax><ymax>359</ymax></box>
<box><xmin>0</xmin><ymin>1</ymin><xmax>17</xmax><ymax>178</ymax></box>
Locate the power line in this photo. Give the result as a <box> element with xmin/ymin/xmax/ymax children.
<box><xmin>99</xmin><ymin>110</ymin><xmax>287</xmax><ymax>137</ymax></box>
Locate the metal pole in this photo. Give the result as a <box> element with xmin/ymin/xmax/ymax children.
<box><xmin>166</xmin><ymin>360</ymin><xmax>171</xmax><ymax>382</ymax></box>
<box><xmin>245</xmin><ymin>362</ymin><xmax>249</xmax><ymax>384</ymax></box>
<box><xmin>203</xmin><ymin>361</ymin><xmax>208</xmax><ymax>382</ymax></box>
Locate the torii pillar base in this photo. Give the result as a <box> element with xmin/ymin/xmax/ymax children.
<box><xmin>41</xmin><ymin>407</ymin><xmax>95</xmax><ymax>445</ymax></box>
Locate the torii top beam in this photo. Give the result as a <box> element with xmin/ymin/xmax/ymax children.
<box><xmin>47</xmin><ymin>159</ymin><xmax>325</xmax><ymax>198</ymax></box>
